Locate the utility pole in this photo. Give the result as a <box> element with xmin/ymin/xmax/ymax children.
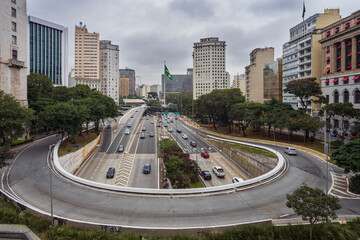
<box><xmin>324</xmin><ymin>110</ymin><xmax>329</xmax><ymax>195</ymax></box>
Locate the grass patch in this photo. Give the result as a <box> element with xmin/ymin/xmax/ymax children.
<box><xmin>226</xmin><ymin>142</ymin><xmax>277</xmax><ymax>158</ymax></box>
<box><xmin>58</xmin><ymin>130</ymin><xmax>99</xmax><ymax>157</ymax></box>
<box><xmin>189</xmin><ymin>180</ymin><xmax>204</xmax><ymax>188</ymax></box>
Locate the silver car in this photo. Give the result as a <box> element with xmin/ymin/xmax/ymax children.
<box><xmin>284</xmin><ymin>147</ymin><xmax>297</xmax><ymax>155</ymax></box>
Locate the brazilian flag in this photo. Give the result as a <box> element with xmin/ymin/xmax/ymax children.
<box><xmin>165</xmin><ymin>65</ymin><xmax>173</xmax><ymax>80</ymax></box>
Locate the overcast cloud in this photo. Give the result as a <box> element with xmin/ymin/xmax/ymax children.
<box><xmin>27</xmin><ymin>0</ymin><xmax>358</xmax><ymax>85</ymax></box>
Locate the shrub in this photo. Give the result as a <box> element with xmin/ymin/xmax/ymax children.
<box><xmin>349</xmin><ymin>174</ymin><xmax>360</xmax><ymax>194</ymax></box>
<box><xmin>11</xmin><ymin>138</ymin><xmax>34</xmax><ymax>147</ymax></box>
<box><xmin>331</xmin><ymin>139</ymin><xmax>342</xmax><ymax>148</ymax></box>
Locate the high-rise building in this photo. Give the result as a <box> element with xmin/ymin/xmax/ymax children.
<box><xmin>150</xmin><ymin>84</ymin><xmax>160</xmax><ymax>99</ymax></box>
<box><xmin>161</xmin><ymin>68</ymin><xmax>193</xmax><ymax>99</ymax></box>
<box><xmin>233</xmin><ymin>73</ymin><xmax>246</xmax><ymax>96</ymax></box>
<box><xmin>0</xmin><ymin>0</ymin><xmax>28</xmax><ymax>105</ymax></box>
<box><xmin>139</xmin><ymin>84</ymin><xmax>151</xmax><ymax>99</ymax></box>
<box><xmin>119</xmin><ymin>68</ymin><xmax>135</xmax><ymax>96</ymax></box>
<box><xmin>245</xmin><ymin>47</ymin><xmax>274</xmax><ymax>103</ymax></box>
<box><xmin>263</xmin><ymin>59</ymin><xmax>283</xmax><ymax>102</ymax></box>
<box><xmin>282</xmin><ymin>9</ymin><xmax>341</xmax><ymax>113</ymax></box>
<box><xmin>100</xmin><ymin>40</ymin><xmax>119</xmax><ymax>104</ymax></box>
<box><xmin>28</xmin><ymin>16</ymin><xmax>68</xmax><ymax>86</ymax></box>
<box><xmin>120</xmin><ymin>78</ymin><xmax>129</xmax><ymax>97</ymax></box>
<box><xmin>192</xmin><ymin>37</ymin><xmax>229</xmax><ymax>99</ymax></box>
<box><xmin>320</xmin><ymin>10</ymin><xmax>360</xmax><ymax>136</ymax></box>
<box><xmin>74</xmin><ymin>22</ymin><xmax>99</xmax><ymax>80</ymax></box>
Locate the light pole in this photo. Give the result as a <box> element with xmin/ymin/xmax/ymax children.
<box><xmin>324</xmin><ymin>110</ymin><xmax>329</xmax><ymax>195</ymax></box>
<box><xmin>48</xmin><ymin>144</ymin><xmax>55</xmax><ymax>227</ymax></box>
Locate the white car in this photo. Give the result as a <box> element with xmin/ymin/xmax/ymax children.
<box><xmin>168</xmin><ymin>127</ymin><xmax>173</xmax><ymax>132</ymax></box>
<box><xmin>284</xmin><ymin>147</ymin><xmax>297</xmax><ymax>155</ymax></box>
<box><xmin>125</xmin><ymin>129</ymin><xmax>130</xmax><ymax>135</ymax></box>
<box><xmin>232</xmin><ymin>177</ymin><xmax>244</xmax><ymax>183</ymax></box>
<box><xmin>212</xmin><ymin>166</ymin><xmax>226</xmax><ymax>178</ymax></box>
<box><xmin>182</xmin><ymin>134</ymin><xmax>188</xmax><ymax>139</ymax></box>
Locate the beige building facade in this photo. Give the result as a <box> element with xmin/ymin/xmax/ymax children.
<box><xmin>245</xmin><ymin>47</ymin><xmax>274</xmax><ymax>103</ymax></box>
<box><xmin>120</xmin><ymin>78</ymin><xmax>129</xmax><ymax>97</ymax></box>
<box><xmin>320</xmin><ymin>10</ymin><xmax>360</xmax><ymax>135</ymax></box>
<box><xmin>74</xmin><ymin>23</ymin><xmax>99</xmax><ymax>80</ymax></box>
<box><xmin>263</xmin><ymin>59</ymin><xmax>283</xmax><ymax>102</ymax></box>
<box><xmin>232</xmin><ymin>73</ymin><xmax>246</xmax><ymax>96</ymax></box>
<box><xmin>0</xmin><ymin>0</ymin><xmax>28</xmax><ymax>105</ymax></box>
<box><xmin>192</xmin><ymin>37</ymin><xmax>229</xmax><ymax>99</ymax></box>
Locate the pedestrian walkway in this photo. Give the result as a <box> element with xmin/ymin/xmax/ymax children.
<box><xmin>330</xmin><ymin>172</ymin><xmax>360</xmax><ymax>199</ymax></box>
<box><xmin>114</xmin><ymin>154</ymin><xmax>135</xmax><ymax>187</ymax></box>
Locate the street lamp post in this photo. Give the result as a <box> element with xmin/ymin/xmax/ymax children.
<box><xmin>48</xmin><ymin>144</ymin><xmax>55</xmax><ymax>227</ymax></box>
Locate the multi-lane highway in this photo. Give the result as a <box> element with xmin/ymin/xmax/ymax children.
<box><xmin>1</xmin><ymin>109</ymin><xmax>360</xmax><ymax>231</ymax></box>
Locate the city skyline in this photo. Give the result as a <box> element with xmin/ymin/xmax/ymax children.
<box><xmin>28</xmin><ymin>0</ymin><xmax>356</xmax><ymax>85</ymax></box>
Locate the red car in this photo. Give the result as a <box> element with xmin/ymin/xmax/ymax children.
<box><xmin>131</xmin><ymin>115</ymin><xmax>134</xmax><ymax>118</ymax></box>
<box><xmin>201</xmin><ymin>152</ymin><xmax>209</xmax><ymax>158</ymax></box>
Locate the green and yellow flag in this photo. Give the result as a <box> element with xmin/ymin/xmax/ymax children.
<box><xmin>165</xmin><ymin>65</ymin><xmax>173</xmax><ymax>80</ymax></box>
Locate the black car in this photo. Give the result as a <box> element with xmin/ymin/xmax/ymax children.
<box><xmin>143</xmin><ymin>163</ymin><xmax>151</xmax><ymax>174</ymax></box>
<box><xmin>190</xmin><ymin>141</ymin><xmax>197</xmax><ymax>147</ymax></box>
<box><xmin>200</xmin><ymin>170</ymin><xmax>211</xmax><ymax>180</ymax></box>
<box><xmin>106</xmin><ymin>167</ymin><xmax>115</xmax><ymax>178</ymax></box>
<box><xmin>176</xmin><ymin>129</ymin><xmax>182</xmax><ymax>133</ymax></box>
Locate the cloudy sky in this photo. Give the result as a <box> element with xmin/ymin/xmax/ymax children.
<box><xmin>27</xmin><ymin>0</ymin><xmax>357</xmax><ymax>85</ymax></box>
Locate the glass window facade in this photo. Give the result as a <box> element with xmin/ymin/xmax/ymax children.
<box><xmin>29</xmin><ymin>21</ymin><xmax>63</xmax><ymax>85</ymax></box>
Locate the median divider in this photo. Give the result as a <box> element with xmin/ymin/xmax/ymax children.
<box><xmin>53</xmin><ymin>133</ymin><xmax>286</xmax><ymax>195</ymax></box>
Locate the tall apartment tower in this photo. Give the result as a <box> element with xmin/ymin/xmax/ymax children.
<box><xmin>100</xmin><ymin>40</ymin><xmax>119</xmax><ymax>104</ymax></box>
<box><xmin>233</xmin><ymin>73</ymin><xmax>246</xmax><ymax>95</ymax></box>
<box><xmin>0</xmin><ymin>0</ymin><xmax>28</xmax><ymax>105</ymax></box>
<box><xmin>192</xmin><ymin>37</ymin><xmax>229</xmax><ymax>99</ymax></box>
<box><xmin>263</xmin><ymin>58</ymin><xmax>283</xmax><ymax>102</ymax></box>
<box><xmin>74</xmin><ymin>22</ymin><xmax>99</xmax><ymax>80</ymax></box>
<box><xmin>119</xmin><ymin>68</ymin><xmax>135</xmax><ymax>96</ymax></box>
<box><xmin>28</xmin><ymin>16</ymin><xmax>68</xmax><ymax>86</ymax></box>
<box><xmin>282</xmin><ymin>9</ymin><xmax>341</xmax><ymax>113</ymax></box>
<box><xmin>120</xmin><ymin>78</ymin><xmax>129</xmax><ymax>97</ymax></box>
<box><xmin>245</xmin><ymin>47</ymin><xmax>274</xmax><ymax>103</ymax></box>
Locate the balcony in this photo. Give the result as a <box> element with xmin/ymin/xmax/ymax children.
<box><xmin>283</xmin><ymin>64</ymin><xmax>298</xmax><ymax>71</ymax></box>
<box><xmin>8</xmin><ymin>59</ymin><xmax>25</xmax><ymax>68</ymax></box>
<box><xmin>282</xmin><ymin>57</ymin><xmax>298</xmax><ymax>64</ymax></box>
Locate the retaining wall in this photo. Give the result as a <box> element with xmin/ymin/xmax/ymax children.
<box><xmin>208</xmin><ymin>138</ymin><xmax>278</xmax><ymax>177</ymax></box>
<box><xmin>58</xmin><ymin>135</ymin><xmax>101</xmax><ymax>174</ymax></box>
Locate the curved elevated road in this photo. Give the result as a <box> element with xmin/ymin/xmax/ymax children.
<box><xmin>1</xmin><ymin>120</ymin><xmax>360</xmax><ymax>230</ymax></box>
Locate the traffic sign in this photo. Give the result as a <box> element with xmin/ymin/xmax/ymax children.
<box><xmin>164</xmin><ymin>112</ymin><xmax>169</xmax><ymax>115</ymax></box>
<box><xmin>174</xmin><ymin>112</ymin><xmax>180</xmax><ymax>115</ymax></box>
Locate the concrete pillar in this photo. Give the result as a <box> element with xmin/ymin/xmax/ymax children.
<box><xmin>341</xmin><ymin>41</ymin><xmax>346</xmax><ymax>72</ymax></box>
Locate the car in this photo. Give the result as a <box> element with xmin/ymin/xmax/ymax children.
<box><xmin>107</xmin><ymin>124</ymin><xmax>111</xmax><ymax>129</ymax></box>
<box><xmin>106</xmin><ymin>167</ymin><xmax>115</xmax><ymax>178</ymax></box>
<box><xmin>157</xmin><ymin>124</ymin><xmax>161</xmax><ymax>127</ymax></box>
<box><xmin>175</xmin><ymin>117</ymin><xmax>178</xmax><ymax>120</ymax></box>
<box><xmin>176</xmin><ymin>129</ymin><xmax>182</xmax><ymax>133</ymax></box>
<box><xmin>212</xmin><ymin>166</ymin><xmax>226</xmax><ymax>178</ymax></box>
<box><xmin>232</xmin><ymin>177</ymin><xmax>244</xmax><ymax>183</ymax></box>
<box><xmin>164</xmin><ymin>124</ymin><xmax>168</xmax><ymax>128</ymax></box>
<box><xmin>127</xmin><ymin>123</ymin><xmax>131</xmax><ymax>128</ymax></box>
<box><xmin>170</xmin><ymin>120</ymin><xmax>174</xmax><ymax>123</ymax></box>
<box><xmin>143</xmin><ymin>163</ymin><xmax>151</xmax><ymax>174</ymax></box>
<box><xmin>140</xmin><ymin>132</ymin><xmax>145</xmax><ymax>139</ymax></box>
<box><xmin>200</xmin><ymin>170</ymin><xmax>211</xmax><ymax>180</ymax></box>
<box><xmin>146</xmin><ymin>118</ymin><xmax>149</xmax><ymax>120</ymax></box>
<box><xmin>201</xmin><ymin>152</ymin><xmax>209</xmax><ymax>158</ymax></box>
<box><xmin>190</xmin><ymin>141</ymin><xmax>197</xmax><ymax>147</ymax></box>
<box><xmin>131</xmin><ymin>115</ymin><xmax>134</xmax><ymax>118</ymax></box>
<box><xmin>284</xmin><ymin>147</ymin><xmax>297</xmax><ymax>155</ymax></box>
<box><xmin>149</xmin><ymin>132</ymin><xmax>154</xmax><ymax>137</ymax></box>
<box><xmin>168</xmin><ymin>127</ymin><xmax>173</xmax><ymax>132</ymax></box>
<box><xmin>182</xmin><ymin>134</ymin><xmax>188</xmax><ymax>139</ymax></box>
<box><xmin>135</xmin><ymin>110</ymin><xmax>138</xmax><ymax>112</ymax></box>
<box><xmin>118</xmin><ymin>112</ymin><xmax>124</xmax><ymax>116</ymax></box>
<box><xmin>151</xmin><ymin>121</ymin><xmax>154</xmax><ymax>124</ymax></box>
<box><xmin>142</xmin><ymin>127</ymin><xmax>146</xmax><ymax>131</ymax></box>
<box><xmin>117</xmin><ymin>145</ymin><xmax>124</xmax><ymax>152</ymax></box>
<box><xmin>125</xmin><ymin>129</ymin><xmax>130</xmax><ymax>135</ymax></box>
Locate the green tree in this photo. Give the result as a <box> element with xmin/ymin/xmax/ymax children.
<box><xmin>0</xmin><ymin>90</ymin><xmax>34</xmax><ymax>146</ymax></box>
<box><xmin>0</xmin><ymin>146</ymin><xmax>14</xmax><ymax>168</ymax></box>
<box><xmin>69</xmin><ymin>84</ymin><xmax>92</xmax><ymax>100</ymax></box>
<box><xmin>27</xmin><ymin>73</ymin><xmax>54</xmax><ymax>111</ymax></box>
<box><xmin>230</xmin><ymin>102</ymin><xmax>263</xmax><ymax>137</ymax></box>
<box><xmin>284</xmin><ymin>77</ymin><xmax>322</xmax><ymax>113</ymax></box>
<box><xmin>53</xmin><ymin>86</ymin><xmax>72</xmax><ymax>103</ymax></box>
<box><xmin>331</xmin><ymin>139</ymin><xmax>360</xmax><ymax>173</ymax></box>
<box><xmin>297</xmin><ymin>111</ymin><xmax>323</xmax><ymax>143</ymax></box>
<box><xmin>147</xmin><ymin>92</ymin><xmax>158</xmax><ymax>100</ymax></box>
<box><xmin>196</xmin><ymin>93</ymin><xmax>217</xmax><ymax>129</ymax></box>
<box><xmin>286</xmin><ymin>184</ymin><xmax>341</xmax><ymax>240</ymax></box>
<box><xmin>320</xmin><ymin>103</ymin><xmax>359</xmax><ymax>144</ymax></box>
<box><xmin>350</xmin><ymin>121</ymin><xmax>360</xmax><ymax>137</ymax></box>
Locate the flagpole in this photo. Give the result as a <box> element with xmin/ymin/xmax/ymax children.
<box><xmin>164</xmin><ymin>61</ymin><xmax>166</xmax><ymax>107</ymax></box>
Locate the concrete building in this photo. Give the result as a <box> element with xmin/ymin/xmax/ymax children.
<box><xmin>139</xmin><ymin>84</ymin><xmax>151</xmax><ymax>99</ymax></box>
<box><xmin>161</xmin><ymin>68</ymin><xmax>193</xmax><ymax>99</ymax></box>
<box><xmin>263</xmin><ymin>59</ymin><xmax>283</xmax><ymax>102</ymax></box>
<box><xmin>245</xmin><ymin>47</ymin><xmax>274</xmax><ymax>103</ymax></box>
<box><xmin>192</xmin><ymin>37</ymin><xmax>229</xmax><ymax>99</ymax></box>
<box><xmin>74</xmin><ymin>22</ymin><xmax>99</xmax><ymax>80</ymax></box>
<box><xmin>28</xmin><ymin>16</ymin><xmax>68</xmax><ymax>86</ymax></box>
<box><xmin>120</xmin><ymin>77</ymin><xmax>129</xmax><ymax>97</ymax></box>
<box><xmin>120</xmin><ymin>68</ymin><xmax>135</xmax><ymax>96</ymax></box>
<box><xmin>320</xmin><ymin>10</ymin><xmax>360</xmax><ymax>135</ymax></box>
<box><xmin>233</xmin><ymin>73</ymin><xmax>246</xmax><ymax>96</ymax></box>
<box><xmin>100</xmin><ymin>40</ymin><xmax>119</xmax><ymax>104</ymax></box>
<box><xmin>0</xmin><ymin>0</ymin><xmax>28</xmax><ymax>105</ymax></box>
<box><xmin>282</xmin><ymin>9</ymin><xmax>341</xmax><ymax>113</ymax></box>
<box><xmin>150</xmin><ymin>84</ymin><xmax>160</xmax><ymax>99</ymax></box>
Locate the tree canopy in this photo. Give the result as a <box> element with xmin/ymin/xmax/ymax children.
<box><xmin>286</xmin><ymin>184</ymin><xmax>341</xmax><ymax>240</ymax></box>
<box><xmin>331</xmin><ymin>139</ymin><xmax>360</xmax><ymax>173</ymax></box>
